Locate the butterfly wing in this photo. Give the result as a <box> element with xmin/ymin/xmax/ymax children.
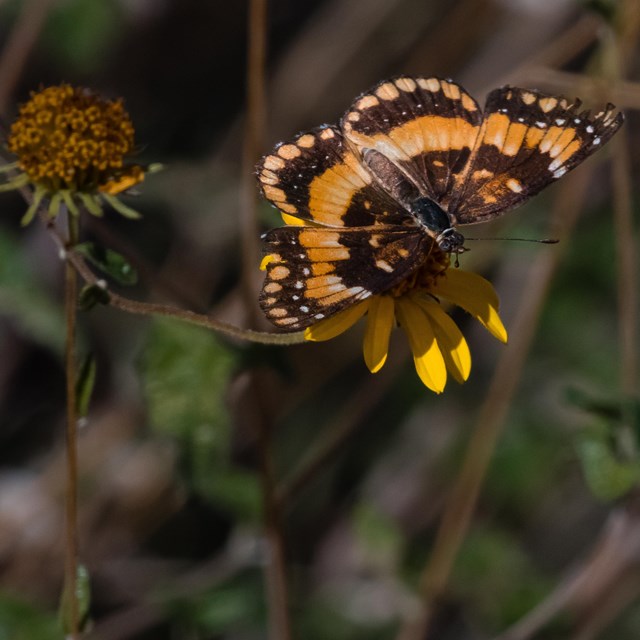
<box><xmin>260</xmin><ymin>225</ymin><xmax>432</xmax><ymax>329</ymax></box>
<box><xmin>257</xmin><ymin>125</ymin><xmax>409</xmax><ymax>228</ymax></box>
<box><xmin>449</xmin><ymin>86</ymin><xmax>624</xmax><ymax>224</ymax></box>
<box><xmin>341</xmin><ymin>76</ymin><xmax>483</xmax><ymax>211</ymax></box>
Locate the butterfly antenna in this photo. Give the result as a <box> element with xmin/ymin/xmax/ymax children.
<box><xmin>465</xmin><ymin>236</ymin><xmax>559</xmax><ymax>244</ymax></box>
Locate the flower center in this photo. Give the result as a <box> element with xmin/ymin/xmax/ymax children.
<box><xmin>389</xmin><ymin>243</ymin><xmax>450</xmax><ymax>297</ymax></box>
<box><xmin>7</xmin><ymin>84</ymin><xmax>136</xmax><ymax>193</ymax></box>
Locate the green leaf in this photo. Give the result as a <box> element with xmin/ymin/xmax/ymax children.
<box><xmin>142</xmin><ymin>321</ymin><xmax>251</xmax><ymax>514</ymax></box>
<box><xmin>75</xmin><ymin>354</ymin><xmax>96</xmax><ymax>419</ymax></box>
<box><xmin>577</xmin><ymin>436</ymin><xmax>640</xmax><ymax>502</ymax></box>
<box><xmin>75</xmin><ymin>242</ymin><xmax>138</xmax><ymax>285</ymax></box>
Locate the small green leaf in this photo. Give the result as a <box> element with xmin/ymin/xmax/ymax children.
<box><xmin>59</xmin><ymin>563</ymin><xmax>91</xmax><ymax>634</ymax></box>
<box><xmin>75</xmin><ymin>354</ymin><xmax>96</xmax><ymax>419</ymax></box>
<box><xmin>75</xmin><ymin>242</ymin><xmax>138</xmax><ymax>285</ymax></box>
<box><xmin>78</xmin><ymin>283</ymin><xmax>110</xmax><ymax>310</ymax></box>
<box><xmin>577</xmin><ymin>436</ymin><xmax>640</xmax><ymax>502</ymax></box>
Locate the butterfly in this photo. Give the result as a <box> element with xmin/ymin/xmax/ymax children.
<box><xmin>257</xmin><ymin>76</ymin><xmax>623</xmax><ymax>329</ymax></box>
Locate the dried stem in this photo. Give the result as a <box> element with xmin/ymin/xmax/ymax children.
<box><xmin>240</xmin><ymin>0</ymin><xmax>267</xmax><ymax>328</ymax></box>
<box><xmin>243</xmin><ymin>0</ymin><xmax>293</xmax><ymax>637</ymax></box>
<box><xmin>64</xmin><ymin>213</ymin><xmax>80</xmax><ymax>639</ymax></box>
<box><xmin>52</xmin><ymin>233</ymin><xmax>305</xmax><ymax>345</ymax></box>
<box><xmin>609</xmin><ymin>3</ymin><xmax>639</xmax><ymax>401</ymax></box>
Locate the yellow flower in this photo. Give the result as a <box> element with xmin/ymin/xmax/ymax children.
<box><xmin>303</xmin><ymin>243</ymin><xmax>508</xmax><ymax>394</ymax></box>
<box><xmin>0</xmin><ymin>84</ymin><xmax>157</xmax><ymax>225</ymax></box>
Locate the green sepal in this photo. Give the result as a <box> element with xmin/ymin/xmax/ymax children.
<box><xmin>48</xmin><ymin>192</ymin><xmax>62</xmax><ymax>218</ymax></box>
<box><xmin>101</xmin><ymin>193</ymin><xmax>142</xmax><ymax>219</ymax></box>
<box><xmin>75</xmin><ymin>242</ymin><xmax>138</xmax><ymax>285</ymax></box>
<box><xmin>20</xmin><ymin>187</ymin><xmax>47</xmax><ymax>226</ymax></box>
<box><xmin>0</xmin><ymin>173</ymin><xmax>29</xmax><ymax>192</ymax></box>
<box><xmin>78</xmin><ymin>192</ymin><xmax>104</xmax><ymax>217</ymax></box>
<box><xmin>61</xmin><ymin>190</ymin><xmax>80</xmax><ymax>217</ymax></box>
<box><xmin>75</xmin><ymin>353</ymin><xmax>96</xmax><ymax>419</ymax></box>
<box><xmin>0</xmin><ymin>161</ymin><xmax>19</xmax><ymax>173</ymax></box>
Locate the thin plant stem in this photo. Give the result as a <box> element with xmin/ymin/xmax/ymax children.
<box><xmin>61</xmin><ymin>243</ymin><xmax>306</xmax><ymax>345</ymax></box>
<box><xmin>251</xmin><ymin>375</ymin><xmax>293</xmax><ymax>640</ymax></box>
<box><xmin>243</xmin><ymin>0</ymin><xmax>293</xmax><ymax>637</ymax></box>
<box><xmin>396</xmin><ymin>167</ymin><xmax>594</xmax><ymax>640</ymax></box>
<box><xmin>240</xmin><ymin>0</ymin><xmax>267</xmax><ymax>328</ymax></box>
<box><xmin>64</xmin><ymin>212</ymin><xmax>81</xmax><ymax>639</ymax></box>
<box><xmin>609</xmin><ymin>3</ymin><xmax>639</xmax><ymax>401</ymax></box>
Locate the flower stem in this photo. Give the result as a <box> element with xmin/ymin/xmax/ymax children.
<box><xmin>64</xmin><ymin>212</ymin><xmax>81</xmax><ymax>638</ymax></box>
<box><xmin>396</xmin><ymin>168</ymin><xmax>593</xmax><ymax>640</ymax></box>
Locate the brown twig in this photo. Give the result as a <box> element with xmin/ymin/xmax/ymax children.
<box><xmin>495</xmin><ymin>494</ymin><xmax>640</xmax><ymax>640</ymax></box>
<box><xmin>609</xmin><ymin>3</ymin><xmax>639</xmax><ymax>400</ymax></box>
<box><xmin>62</xmin><ymin>246</ymin><xmax>305</xmax><ymax>345</ymax></box>
<box><xmin>239</xmin><ymin>0</ymin><xmax>268</xmax><ymax>329</ymax></box>
<box><xmin>243</xmin><ymin>1</ymin><xmax>293</xmax><ymax>638</ymax></box>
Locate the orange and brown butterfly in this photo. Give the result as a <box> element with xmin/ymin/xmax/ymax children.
<box><xmin>257</xmin><ymin>76</ymin><xmax>623</xmax><ymax>330</ymax></box>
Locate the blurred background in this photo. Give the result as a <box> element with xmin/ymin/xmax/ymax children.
<box><xmin>0</xmin><ymin>0</ymin><xmax>638</xmax><ymax>638</ymax></box>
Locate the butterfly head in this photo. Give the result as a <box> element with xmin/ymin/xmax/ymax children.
<box><xmin>435</xmin><ymin>227</ymin><xmax>466</xmax><ymax>254</ymax></box>
<box><xmin>411</xmin><ymin>196</ymin><xmax>466</xmax><ymax>254</ymax></box>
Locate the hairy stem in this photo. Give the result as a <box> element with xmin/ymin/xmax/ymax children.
<box><xmin>64</xmin><ymin>213</ymin><xmax>80</xmax><ymax>638</ymax></box>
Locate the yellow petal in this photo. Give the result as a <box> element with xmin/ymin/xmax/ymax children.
<box><xmin>363</xmin><ymin>296</ymin><xmax>395</xmax><ymax>373</ymax></box>
<box><xmin>304</xmin><ymin>301</ymin><xmax>369</xmax><ymax>342</ymax></box>
<box><xmin>396</xmin><ymin>297</ymin><xmax>447</xmax><ymax>393</ymax></box>
<box><xmin>414</xmin><ymin>297</ymin><xmax>471</xmax><ymax>383</ymax></box>
<box><xmin>260</xmin><ymin>254</ymin><xmax>275</xmax><ymax>271</ymax></box>
<box><xmin>432</xmin><ymin>269</ymin><xmax>508</xmax><ymax>343</ymax></box>
<box><xmin>281</xmin><ymin>213</ymin><xmax>306</xmax><ymax>226</ymax></box>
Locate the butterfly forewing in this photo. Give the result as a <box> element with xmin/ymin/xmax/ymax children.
<box><xmin>449</xmin><ymin>86</ymin><xmax>624</xmax><ymax>224</ymax></box>
<box><xmin>341</xmin><ymin>76</ymin><xmax>483</xmax><ymax>210</ymax></box>
<box><xmin>257</xmin><ymin>125</ymin><xmax>408</xmax><ymax>228</ymax></box>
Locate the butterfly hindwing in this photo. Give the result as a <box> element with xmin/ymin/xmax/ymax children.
<box><xmin>449</xmin><ymin>86</ymin><xmax>624</xmax><ymax>224</ymax></box>
<box><xmin>260</xmin><ymin>225</ymin><xmax>431</xmax><ymax>329</ymax></box>
<box><xmin>257</xmin><ymin>125</ymin><xmax>408</xmax><ymax>228</ymax></box>
<box><xmin>341</xmin><ymin>76</ymin><xmax>483</xmax><ymax>210</ymax></box>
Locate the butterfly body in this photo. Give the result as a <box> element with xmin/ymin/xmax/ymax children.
<box><xmin>257</xmin><ymin>76</ymin><xmax>623</xmax><ymax>330</ymax></box>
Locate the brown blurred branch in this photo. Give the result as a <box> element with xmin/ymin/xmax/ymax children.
<box><xmin>243</xmin><ymin>1</ymin><xmax>293</xmax><ymax>639</ymax></box>
<box><xmin>609</xmin><ymin>2</ymin><xmax>639</xmax><ymax>399</ymax></box>
<box><xmin>239</xmin><ymin>0</ymin><xmax>268</xmax><ymax>329</ymax></box>
<box><xmin>0</xmin><ymin>0</ymin><xmax>55</xmax><ymax>115</ymax></box>
<box><xmin>495</xmin><ymin>494</ymin><xmax>640</xmax><ymax>640</ymax></box>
